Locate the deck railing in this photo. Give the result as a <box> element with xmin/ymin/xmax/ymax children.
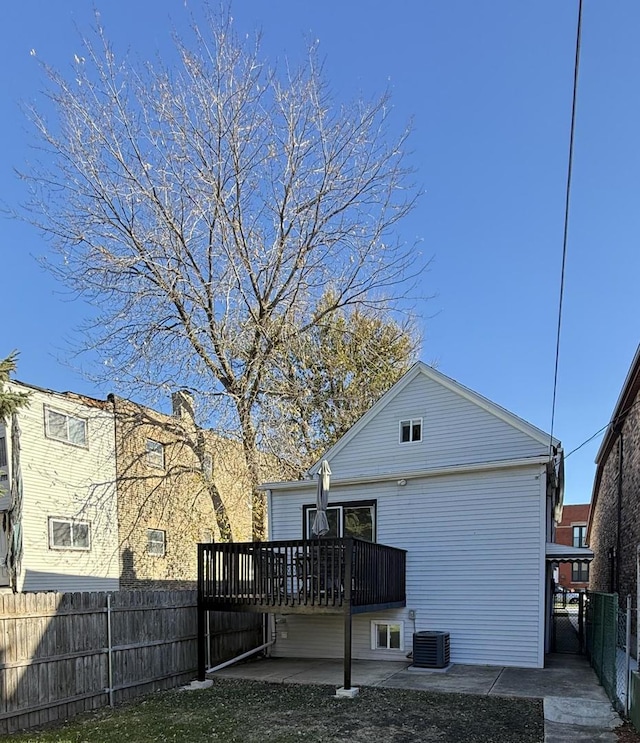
<box><xmin>198</xmin><ymin>538</ymin><xmax>406</xmax><ymax>612</ymax></box>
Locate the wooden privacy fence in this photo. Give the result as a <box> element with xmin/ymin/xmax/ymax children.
<box><xmin>0</xmin><ymin>590</ymin><xmax>263</xmax><ymax>734</ymax></box>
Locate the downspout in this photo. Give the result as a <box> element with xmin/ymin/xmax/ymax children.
<box><xmin>107</xmin><ymin>393</ymin><xmax>120</xmax><ymax>589</ymax></box>
<box><xmin>207</xmin><ymin>488</ymin><xmax>278</xmax><ymax>674</ymax></box>
<box><xmin>266</xmin><ymin>489</ymin><xmax>273</xmax><ymax>541</ymax></box>
<box><xmin>206</xmin><ymin>638</ymin><xmax>276</xmax><ymax>674</ymax></box>
<box><xmin>616</xmin><ymin>434</ymin><xmax>623</xmax><ymax>595</ymax></box>
<box><xmin>264</xmin><ymin>488</ymin><xmax>276</xmax><ymax>658</ymax></box>
<box><xmin>636</xmin><ymin>543</ymin><xmax>640</xmax><ymax>666</ymax></box>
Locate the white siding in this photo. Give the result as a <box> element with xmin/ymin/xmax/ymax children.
<box><xmin>327</xmin><ymin>373</ymin><xmax>548</xmax><ymax>479</ymax></box>
<box><xmin>270</xmin><ymin>464</ymin><xmax>546</xmax><ymax>667</ymax></box>
<box><xmin>6</xmin><ymin>385</ymin><xmax>119</xmax><ymax>592</ymax></box>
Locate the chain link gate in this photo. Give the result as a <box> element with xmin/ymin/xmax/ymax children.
<box><xmin>552</xmin><ymin>589</ymin><xmax>585</xmax><ymax>654</ymax></box>
<box><xmin>586</xmin><ymin>592</ymin><xmax>637</xmax><ymax>715</ymax></box>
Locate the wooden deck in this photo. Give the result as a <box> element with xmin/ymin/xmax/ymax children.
<box><xmin>197</xmin><ymin>538</ymin><xmax>407</xmax><ymax>689</ymax></box>
<box><xmin>197</xmin><ymin>538</ymin><xmax>406</xmax><ymax>615</ymax></box>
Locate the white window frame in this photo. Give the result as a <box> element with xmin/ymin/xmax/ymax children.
<box><xmin>370</xmin><ymin>620</ymin><xmax>404</xmax><ymax>651</ymax></box>
<box><xmin>44</xmin><ymin>407</ymin><xmax>88</xmax><ymax>448</ymax></box>
<box><xmin>203</xmin><ymin>452</ymin><xmax>213</xmax><ymax>479</ymax></box>
<box><xmin>146</xmin><ymin>439</ymin><xmax>165</xmax><ymax>469</ymax></box>
<box><xmin>48</xmin><ymin>517</ymin><xmax>91</xmax><ymax>551</ymax></box>
<box><xmin>399</xmin><ymin>418</ymin><xmax>422</xmax><ymax>444</ymax></box>
<box><xmin>147</xmin><ymin>528</ymin><xmax>166</xmax><ymax>556</ymax></box>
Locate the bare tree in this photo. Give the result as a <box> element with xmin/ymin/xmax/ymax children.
<box><xmin>22</xmin><ymin>10</ymin><xmax>423</xmax><ymax>539</ymax></box>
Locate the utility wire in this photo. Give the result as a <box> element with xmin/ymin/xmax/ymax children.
<box><xmin>564</xmin><ymin>397</ymin><xmax>640</xmax><ymax>460</ymax></box>
<box><xmin>549</xmin><ymin>0</ymin><xmax>584</xmax><ymax>454</ymax></box>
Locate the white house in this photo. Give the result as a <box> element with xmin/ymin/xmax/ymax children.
<box><xmin>0</xmin><ymin>382</ymin><xmax>119</xmax><ymax>592</ymax></box>
<box><xmin>260</xmin><ymin>362</ymin><xmax>568</xmax><ymax>669</ymax></box>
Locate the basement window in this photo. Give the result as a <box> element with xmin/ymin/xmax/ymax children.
<box><xmin>399</xmin><ymin>418</ymin><xmax>422</xmax><ymax>443</ymax></box>
<box><xmin>371</xmin><ymin>621</ymin><xmax>403</xmax><ymax>650</ymax></box>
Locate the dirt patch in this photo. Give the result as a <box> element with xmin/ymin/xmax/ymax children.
<box><xmin>617</xmin><ymin>721</ymin><xmax>640</xmax><ymax>742</ymax></box>
<box><xmin>1</xmin><ymin>678</ymin><xmax>544</xmax><ymax>743</ymax></box>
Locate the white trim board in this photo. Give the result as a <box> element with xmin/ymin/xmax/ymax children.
<box><xmin>260</xmin><ymin>456</ymin><xmax>550</xmax><ymax>492</ymax></box>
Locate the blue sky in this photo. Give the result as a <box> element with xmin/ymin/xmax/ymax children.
<box><xmin>1</xmin><ymin>1</ymin><xmax>639</xmax><ymax>504</ymax></box>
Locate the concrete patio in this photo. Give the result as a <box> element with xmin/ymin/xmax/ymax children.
<box><xmin>212</xmin><ymin>653</ymin><xmax>622</xmax><ymax>742</ymax></box>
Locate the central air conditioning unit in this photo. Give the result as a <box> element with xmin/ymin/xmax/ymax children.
<box><xmin>413</xmin><ymin>631</ymin><xmax>450</xmax><ymax>668</ymax></box>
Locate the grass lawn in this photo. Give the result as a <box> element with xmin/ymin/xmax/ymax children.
<box><xmin>1</xmin><ymin>678</ymin><xmax>544</xmax><ymax>743</ymax></box>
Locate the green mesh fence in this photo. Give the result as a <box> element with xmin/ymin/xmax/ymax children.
<box><xmin>586</xmin><ymin>592</ymin><xmax>618</xmax><ymax>704</ymax></box>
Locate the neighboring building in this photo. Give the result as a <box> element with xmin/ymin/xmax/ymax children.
<box><xmin>555</xmin><ymin>503</ymin><xmax>590</xmax><ymax>590</ymax></box>
<box><xmin>205</xmin><ymin>362</ymin><xmax>592</xmax><ymax>669</ymax></box>
<box><xmin>588</xmin><ymin>344</ymin><xmax>640</xmax><ymax>606</ymax></box>
<box><xmin>112</xmin><ymin>392</ymin><xmax>254</xmax><ymax>589</ymax></box>
<box><xmin>0</xmin><ymin>382</ymin><xmax>119</xmax><ymax>592</ymax></box>
<box><xmin>1</xmin><ymin>380</ymin><xmax>256</xmax><ymax>593</ymax></box>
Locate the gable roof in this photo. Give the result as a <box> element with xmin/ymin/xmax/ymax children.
<box><xmin>307</xmin><ymin>361</ymin><xmax>557</xmax><ymax>476</ymax></box>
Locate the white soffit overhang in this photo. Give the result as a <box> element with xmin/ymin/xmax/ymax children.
<box><xmin>545</xmin><ymin>542</ymin><xmax>594</xmax><ymax>563</ymax></box>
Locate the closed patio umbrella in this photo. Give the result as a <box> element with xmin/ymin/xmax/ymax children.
<box><xmin>311</xmin><ymin>460</ymin><xmax>331</xmax><ymax>537</ymax></box>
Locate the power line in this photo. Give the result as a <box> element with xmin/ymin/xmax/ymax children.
<box><xmin>565</xmin><ymin>397</ymin><xmax>640</xmax><ymax>460</ymax></box>
<box><xmin>564</xmin><ymin>424</ymin><xmax>610</xmax><ymax>459</ymax></box>
<box><xmin>549</xmin><ymin>0</ymin><xmax>584</xmax><ymax>453</ymax></box>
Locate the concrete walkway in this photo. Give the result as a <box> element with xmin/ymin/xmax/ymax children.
<box><xmin>213</xmin><ymin>653</ymin><xmax>621</xmax><ymax>742</ymax></box>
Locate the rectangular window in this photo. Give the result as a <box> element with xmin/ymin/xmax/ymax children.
<box><xmin>304</xmin><ymin>501</ymin><xmax>376</xmax><ymax>542</ymax></box>
<box><xmin>44</xmin><ymin>407</ymin><xmax>88</xmax><ymax>447</ymax></box>
<box><xmin>146</xmin><ymin>439</ymin><xmax>165</xmax><ymax>469</ymax></box>
<box><xmin>203</xmin><ymin>453</ymin><xmax>213</xmax><ymax>479</ymax></box>
<box><xmin>49</xmin><ymin>518</ymin><xmax>91</xmax><ymax>551</ymax></box>
<box><xmin>0</xmin><ymin>436</ymin><xmax>7</xmax><ymax>482</ymax></box>
<box><xmin>399</xmin><ymin>418</ymin><xmax>422</xmax><ymax>443</ymax></box>
<box><xmin>371</xmin><ymin>621</ymin><xmax>403</xmax><ymax>650</ymax></box>
<box><xmin>147</xmin><ymin>528</ymin><xmax>166</xmax><ymax>556</ymax></box>
<box><xmin>572</xmin><ymin>562</ymin><xmax>589</xmax><ymax>582</ymax></box>
<box><xmin>572</xmin><ymin>525</ymin><xmax>586</xmax><ymax>548</ymax></box>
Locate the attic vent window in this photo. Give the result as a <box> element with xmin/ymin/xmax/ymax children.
<box><xmin>400</xmin><ymin>418</ymin><xmax>422</xmax><ymax>444</ymax></box>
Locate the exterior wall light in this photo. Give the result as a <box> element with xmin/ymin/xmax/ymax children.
<box><xmin>397</xmin><ymin>479</ymin><xmax>407</xmax><ymax>486</ymax></box>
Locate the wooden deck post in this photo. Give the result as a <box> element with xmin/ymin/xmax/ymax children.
<box><xmin>197</xmin><ymin>543</ymin><xmax>206</xmax><ymax>681</ymax></box>
<box><xmin>343</xmin><ymin>539</ymin><xmax>353</xmax><ymax>690</ymax></box>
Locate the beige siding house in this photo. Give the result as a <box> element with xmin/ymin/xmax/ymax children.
<box><xmin>112</xmin><ymin>392</ymin><xmax>254</xmax><ymax>589</ymax></box>
<box><xmin>0</xmin><ymin>382</ymin><xmax>119</xmax><ymax>592</ymax></box>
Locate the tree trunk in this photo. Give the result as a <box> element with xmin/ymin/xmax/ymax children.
<box><xmin>237</xmin><ymin>406</ymin><xmax>266</xmax><ymax>541</ymax></box>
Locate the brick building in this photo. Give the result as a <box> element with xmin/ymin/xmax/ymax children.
<box><xmin>588</xmin><ymin>343</ymin><xmax>640</xmax><ymax>607</ymax></box>
<box><xmin>112</xmin><ymin>392</ymin><xmax>255</xmax><ymax>589</ymax></box>
<box><xmin>555</xmin><ymin>503</ymin><xmax>590</xmax><ymax>590</ymax></box>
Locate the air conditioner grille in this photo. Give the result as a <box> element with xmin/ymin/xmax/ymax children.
<box><xmin>413</xmin><ymin>631</ymin><xmax>450</xmax><ymax>668</ymax></box>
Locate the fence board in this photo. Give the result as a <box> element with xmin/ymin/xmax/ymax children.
<box><xmin>0</xmin><ymin>589</ymin><xmax>263</xmax><ymax>734</ymax></box>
